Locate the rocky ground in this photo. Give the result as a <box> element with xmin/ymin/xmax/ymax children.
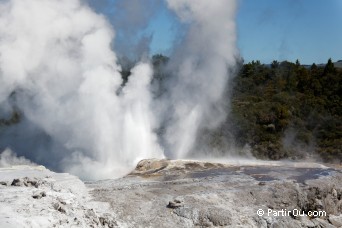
<box><xmin>0</xmin><ymin>165</ymin><xmax>116</xmax><ymax>227</ymax></box>
<box><xmin>1</xmin><ymin>159</ymin><xmax>342</xmax><ymax>227</ymax></box>
<box><xmin>88</xmin><ymin>159</ymin><xmax>342</xmax><ymax>227</ymax></box>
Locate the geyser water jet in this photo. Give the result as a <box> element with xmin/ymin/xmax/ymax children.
<box><xmin>162</xmin><ymin>0</ymin><xmax>239</xmax><ymax>158</ymax></box>
<box><xmin>0</xmin><ymin>0</ymin><xmax>163</xmax><ymax>180</ymax></box>
<box><xmin>0</xmin><ymin>0</ymin><xmax>238</xmax><ymax>179</ymax></box>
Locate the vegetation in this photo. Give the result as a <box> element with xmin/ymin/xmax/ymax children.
<box><xmin>125</xmin><ymin>55</ymin><xmax>341</xmax><ymax>162</ymax></box>
<box><xmin>0</xmin><ymin>110</ymin><xmax>21</xmax><ymax>126</ymax></box>
<box><xmin>217</xmin><ymin>58</ymin><xmax>341</xmax><ymax>162</ymax></box>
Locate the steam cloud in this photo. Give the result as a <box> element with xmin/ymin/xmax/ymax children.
<box><xmin>86</xmin><ymin>0</ymin><xmax>161</xmax><ymax>59</ymax></box>
<box><xmin>0</xmin><ymin>148</ymin><xmax>36</xmax><ymax>167</ymax></box>
<box><xmin>0</xmin><ymin>0</ymin><xmax>238</xmax><ymax>179</ymax></box>
<box><xmin>162</xmin><ymin>0</ymin><xmax>238</xmax><ymax>158</ymax></box>
<box><xmin>0</xmin><ymin>0</ymin><xmax>163</xmax><ymax>179</ymax></box>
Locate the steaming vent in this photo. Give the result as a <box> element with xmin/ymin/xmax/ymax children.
<box><xmin>0</xmin><ymin>0</ymin><xmax>238</xmax><ymax>180</ymax></box>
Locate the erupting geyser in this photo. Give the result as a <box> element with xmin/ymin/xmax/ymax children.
<box><xmin>163</xmin><ymin>0</ymin><xmax>238</xmax><ymax>158</ymax></box>
<box><xmin>0</xmin><ymin>0</ymin><xmax>238</xmax><ymax>179</ymax></box>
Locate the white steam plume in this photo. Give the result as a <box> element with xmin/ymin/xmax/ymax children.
<box><xmin>0</xmin><ymin>148</ymin><xmax>36</xmax><ymax>167</ymax></box>
<box><xmin>0</xmin><ymin>0</ymin><xmax>163</xmax><ymax>180</ymax></box>
<box><xmin>0</xmin><ymin>0</ymin><xmax>239</xmax><ymax>179</ymax></box>
<box><xmin>86</xmin><ymin>0</ymin><xmax>161</xmax><ymax>59</ymax></box>
<box><xmin>164</xmin><ymin>0</ymin><xmax>239</xmax><ymax>158</ymax></box>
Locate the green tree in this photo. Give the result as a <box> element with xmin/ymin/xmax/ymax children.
<box><xmin>271</xmin><ymin>60</ymin><xmax>279</xmax><ymax>69</ymax></box>
<box><xmin>324</xmin><ymin>58</ymin><xmax>336</xmax><ymax>75</ymax></box>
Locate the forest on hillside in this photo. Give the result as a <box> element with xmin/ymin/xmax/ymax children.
<box><xmin>231</xmin><ymin>59</ymin><xmax>341</xmax><ymax>162</ymax></box>
<box><xmin>151</xmin><ymin>56</ymin><xmax>341</xmax><ymax>162</ymax></box>
<box><xmin>217</xmin><ymin>59</ymin><xmax>340</xmax><ymax>162</ymax></box>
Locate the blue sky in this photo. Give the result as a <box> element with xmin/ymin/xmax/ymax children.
<box><xmin>236</xmin><ymin>0</ymin><xmax>342</xmax><ymax>64</ymax></box>
<box><xmin>95</xmin><ymin>0</ymin><xmax>342</xmax><ymax>64</ymax></box>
